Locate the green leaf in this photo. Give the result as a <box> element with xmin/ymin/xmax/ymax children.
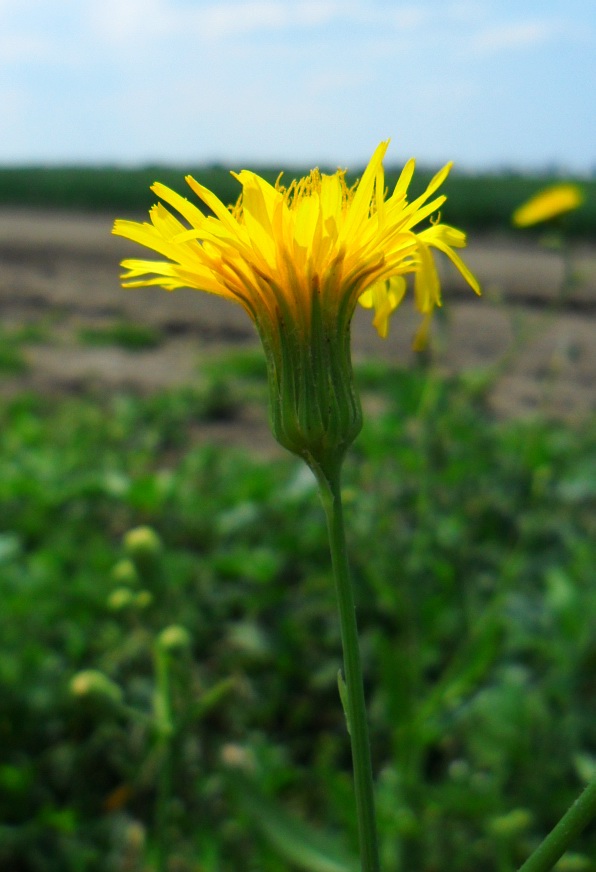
<box><xmin>337</xmin><ymin>669</ymin><xmax>351</xmax><ymax>736</ymax></box>
<box><xmin>226</xmin><ymin>770</ymin><xmax>359</xmax><ymax>872</ymax></box>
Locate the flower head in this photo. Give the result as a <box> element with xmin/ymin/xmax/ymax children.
<box><xmin>114</xmin><ymin>141</ymin><xmax>479</xmax><ymax>340</ymax></box>
<box><xmin>113</xmin><ymin>142</ymin><xmax>479</xmax><ymax>473</ymax></box>
<box><xmin>513</xmin><ymin>183</ymin><xmax>584</xmax><ymax>227</ymax></box>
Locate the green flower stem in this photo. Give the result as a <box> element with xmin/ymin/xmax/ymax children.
<box><xmin>154</xmin><ymin>646</ymin><xmax>174</xmax><ymax>872</ymax></box>
<box><xmin>518</xmin><ymin>778</ymin><xmax>596</xmax><ymax>872</ymax></box>
<box><xmin>316</xmin><ymin>462</ymin><xmax>380</xmax><ymax>872</ymax></box>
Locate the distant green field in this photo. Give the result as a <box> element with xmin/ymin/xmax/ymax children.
<box><xmin>0</xmin><ymin>164</ymin><xmax>594</xmax><ymax>237</ymax></box>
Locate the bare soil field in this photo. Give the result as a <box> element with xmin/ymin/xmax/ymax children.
<box><xmin>1</xmin><ymin>207</ymin><xmax>596</xmax><ymax>428</ymax></box>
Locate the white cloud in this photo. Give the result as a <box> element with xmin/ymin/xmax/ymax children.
<box><xmin>87</xmin><ymin>0</ymin><xmax>174</xmax><ymax>44</ymax></box>
<box><xmin>446</xmin><ymin>0</ymin><xmax>490</xmax><ymax>25</ymax></box>
<box><xmin>471</xmin><ymin>19</ymin><xmax>561</xmax><ymax>54</ymax></box>
<box><xmin>197</xmin><ymin>0</ymin><xmax>349</xmax><ymax>38</ymax></box>
<box><xmin>0</xmin><ymin>33</ymin><xmax>54</xmax><ymax>64</ymax></box>
<box><xmin>87</xmin><ymin>0</ymin><xmax>345</xmax><ymax>45</ymax></box>
<box><xmin>86</xmin><ymin>0</ymin><xmax>431</xmax><ymax>48</ymax></box>
<box><xmin>388</xmin><ymin>6</ymin><xmax>433</xmax><ymax>30</ymax></box>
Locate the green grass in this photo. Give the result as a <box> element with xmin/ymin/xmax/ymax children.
<box><xmin>1</xmin><ymin>357</ymin><xmax>596</xmax><ymax>871</ymax></box>
<box><xmin>0</xmin><ymin>327</ymin><xmax>30</xmax><ymax>373</ymax></box>
<box><xmin>0</xmin><ymin>164</ymin><xmax>594</xmax><ymax>237</ymax></box>
<box><xmin>78</xmin><ymin>321</ymin><xmax>163</xmax><ymax>351</ymax></box>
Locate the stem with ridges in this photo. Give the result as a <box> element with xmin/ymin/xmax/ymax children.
<box><xmin>314</xmin><ymin>459</ymin><xmax>380</xmax><ymax>872</ymax></box>
<box><xmin>517</xmin><ymin>778</ymin><xmax>596</xmax><ymax>872</ymax></box>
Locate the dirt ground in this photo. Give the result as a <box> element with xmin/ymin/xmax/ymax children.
<box><xmin>1</xmin><ymin>207</ymin><xmax>596</xmax><ymax>430</ymax></box>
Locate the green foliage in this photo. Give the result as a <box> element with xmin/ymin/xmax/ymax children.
<box><xmin>1</xmin><ymin>360</ymin><xmax>596</xmax><ymax>870</ymax></box>
<box><xmin>0</xmin><ymin>326</ymin><xmax>30</xmax><ymax>373</ymax></box>
<box><xmin>78</xmin><ymin>322</ymin><xmax>163</xmax><ymax>351</ymax></box>
<box><xmin>0</xmin><ymin>164</ymin><xmax>594</xmax><ymax>237</ymax></box>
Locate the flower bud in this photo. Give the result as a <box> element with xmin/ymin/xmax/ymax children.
<box><xmin>110</xmin><ymin>558</ymin><xmax>139</xmax><ymax>587</ymax></box>
<box><xmin>487</xmin><ymin>808</ymin><xmax>532</xmax><ymax>839</ymax></box>
<box><xmin>123</xmin><ymin>527</ymin><xmax>163</xmax><ymax>586</ymax></box>
<box><xmin>107</xmin><ymin>587</ymin><xmax>135</xmax><ymax>610</ymax></box>
<box><xmin>157</xmin><ymin>625</ymin><xmax>191</xmax><ymax>653</ymax></box>
<box><xmin>134</xmin><ymin>590</ymin><xmax>153</xmax><ymax>609</ymax></box>
<box><xmin>70</xmin><ymin>670</ymin><xmax>123</xmax><ymax>706</ymax></box>
<box><xmin>124</xmin><ymin>526</ymin><xmax>162</xmax><ymax>562</ymax></box>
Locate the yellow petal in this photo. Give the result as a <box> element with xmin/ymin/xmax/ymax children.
<box><xmin>403</xmin><ymin>195</ymin><xmax>447</xmax><ymax>230</ymax></box>
<box><xmin>414</xmin><ymin>241</ymin><xmax>441</xmax><ymax>313</ymax></box>
<box><xmin>413</xmin><ymin>310</ymin><xmax>434</xmax><ymax>351</ymax></box>
<box><xmin>358</xmin><ymin>275</ymin><xmax>407</xmax><ymax>338</ymax></box>
<box><xmin>185</xmin><ymin>175</ymin><xmax>243</xmax><ymax>236</ymax></box>
<box><xmin>404</xmin><ymin>162</ymin><xmax>452</xmax><ymax>219</ymax></box>
<box><xmin>390</xmin><ymin>158</ymin><xmax>415</xmax><ymax>203</ymax></box>
<box><xmin>320</xmin><ymin>173</ymin><xmax>343</xmax><ymax>229</ymax></box>
<box><xmin>420</xmin><ymin>225</ymin><xmax>481</xmax><ymax>295</ymax></box>
<box><xmin>342</xmin><ymin>140</ymin><xmax>390</xmax><ymax>239</ymax></box>
<box><xmin>151</xmin><ymin>182</ymin><xmax>208</xmax><ymax>229</ymax></box>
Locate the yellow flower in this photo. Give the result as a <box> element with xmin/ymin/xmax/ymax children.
<box><xmin>513</xmin><ymin>183</ymin><xmax>584</xmax><ymax>227</ymax></box>
<box><xmin>113</xmin><ymin>141</ymin><xmax>479</xmax><ymax>341</ymax></box>
<box><xmin>113</xmin><ymin>142</ymin><xmax>479</xmax><ymax>472</ymax></box>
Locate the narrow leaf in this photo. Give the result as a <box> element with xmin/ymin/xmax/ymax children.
<box><xmin>337</xmin><ymin>669</ymin><xmax>352</xmax><ymax>736</ymax></box>
<box><xmin>226</xmin><ymin>770</ymin><xmax>359</xmax><ymax>872</ymax></box>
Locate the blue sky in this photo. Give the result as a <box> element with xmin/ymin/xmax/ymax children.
<box><xmin>1</xmin><ymin>0</ymin><xmax>594</xmax><ymax>172</ymax></box>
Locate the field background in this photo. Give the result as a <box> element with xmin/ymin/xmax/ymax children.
<box><xmin>1</xmin><ymin>166</ymin><xmax>595</xmax><ymax>238</ymax></box>
<box><xmin>1</xmin><ymin>165</ymin><xmax>596</xmax><ymax>420</ymax></box>
<box><xmin>1</xmin><ymin>168</ymin><xmax>596</xmax><ymax>872</ymax></box>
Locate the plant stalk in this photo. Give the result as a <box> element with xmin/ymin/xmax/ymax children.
<box><xmin>517</xmin><ymin>778</ymin><xmax>596</xmax><ymax>872</ymax></box>
<box><xmin>316</xmin><ymin>463</ymin><xmax>381</xmax><ymax>872</ymax></box>
<box><xmin>154</xmin><ymin>646</ymin><xmax>174</xmax><ymax>872</ymax></box>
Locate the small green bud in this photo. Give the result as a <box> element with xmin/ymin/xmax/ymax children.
<box><xmin>134</xmin><ymin>590</ymin><xmax>153</xmax><ymax>609</ymax></box>
<box><xmin>110</xmin><ymin>558</ymin><xmax>139</xmax><ymax>587</ymax></box>
<box><xmin>107</xmin><ymin>587</ymin><xmax>135</xmax><ymax>610</ymax></box>
<box><xmin>124</xmin><ymin>526</ymin><xmax>162</xmax><ymax>562</ymax></box>
<box><xmin>487</xmin><ymin>808</ymin><xmax>533</xmax><ymax>839</ymax></box>
<box><xmin>70</xmin><ymin>670</ymin><xmax>123</xmax><ymax>706</ymax></box>
<box><xmin>123</xmin><ymin>526</ymin><xmax>163</xmax><ymax>588</ymax></box>
<box><xmin>157</xmin><ymin>625</ymin><xmax>191</xmax><ymax>653</ymax></box>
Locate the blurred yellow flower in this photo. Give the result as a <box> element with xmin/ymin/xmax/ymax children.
<box><xmin>113</xmin><ymin>141</ymin><xmax>479</xmax><ymax>345</ymax></box>
<box><xmin>513</xmin><ymin>183</ymin><xmax>584</xmax><ymax>227</ymax></box>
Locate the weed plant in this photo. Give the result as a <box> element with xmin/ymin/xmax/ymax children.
<box><xmin>1</xmin><ymin>354</ymin><xmax>596</xmax><ymax>871</ymax></box>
